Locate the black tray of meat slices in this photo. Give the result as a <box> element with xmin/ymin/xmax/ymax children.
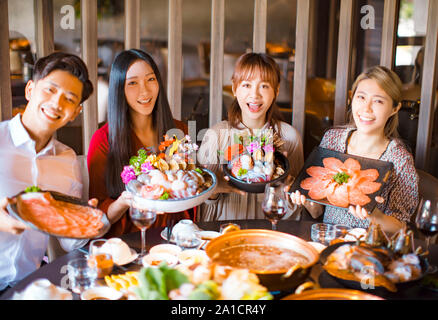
<box><xmin>289</xmin><ymin>147</ymin><xmax>393</xmax><ymax>213</ymax></box>
<box><xmin>7</xmin><ymin>190</ymin><xmax>110</xmax><ymax>239</ymax></box>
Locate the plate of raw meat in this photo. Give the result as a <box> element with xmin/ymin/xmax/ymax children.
<box><xmin>290</xmin><ymin>147</ymin><xmax>393</xmax><ymax>211</ymax></box>
<box><xmin>7</xmin><ymin>190</ymin><xmax>110</xmax><ymax>239</ymax></box>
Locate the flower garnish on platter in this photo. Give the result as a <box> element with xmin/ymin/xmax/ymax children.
<box><xmin>122</xmin><ymin>135</ymin><xmax>213</xmax><ymax>201</ymax></box>
<box><xmin>221</xmin><ymin>127</ymin><xmax>286</xmax><ymax>183</ymax></box>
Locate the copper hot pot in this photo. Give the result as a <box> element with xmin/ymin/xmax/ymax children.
<box><xmin>205</xmin><ymin>229</ymin><xmax>319</xmax><ymax>292</ymax></box>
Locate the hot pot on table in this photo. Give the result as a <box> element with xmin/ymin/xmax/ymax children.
<box><xmin>205</xmin><ymin>229</ymin><xmax>319</xmax><ymax>292</ymax></box>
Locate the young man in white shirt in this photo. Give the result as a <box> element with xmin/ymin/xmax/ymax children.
<box><xmin>0</xmin><ymin>52</ymin><xmax>94</xmax><ymax>292</ymax></box>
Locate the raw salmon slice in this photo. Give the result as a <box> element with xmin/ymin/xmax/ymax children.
<box><xmin>348</xmin><ymin>188</ymin><xmax>371</xmax><ymax>206</ymax></box>
<box><xmin>357</xmin><ymin>181</ymin><xmax>381</xmax><ymax>194</ymax></box>
<box><xmin>323</xmin><ymin>157</ymin><xmax>346</xmax><ymax>172</ymax></box>
<box><xmin>358</xmin><ymin>169</ymin><xmax>379</xmax><ymax>181</ymax></box>
<box><xmin>344</xmin><ymin>158</ymin><xmax>361</xmax><ymax>172</ymax></box>
<box><xmin>327</xmin><ymin>184</ymin><xmax>349</xmax><ymax>207</ymax></box>
<box><xmin>306</xmin><ymin>166</ymin><xmax>335</xmax><ymax>178</ymax></box>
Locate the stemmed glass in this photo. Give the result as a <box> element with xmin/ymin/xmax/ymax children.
<box><xmin>415</xmin><ymin>197</ymin><xmax>438</xmax><ymax>273</ymax></box>
<box><xmin>129</xmin><ymin>197</ymin><xmax>157</xmax><ymax>264</ymax></box>
<box><xmin>262</xmin><ymin>182</ymin><xmax>294</xmax><ymax>230</ymax></box>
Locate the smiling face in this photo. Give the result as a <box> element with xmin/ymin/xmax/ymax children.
<box><xmin>23</xmin><ymin>69</ymin><xmax>83</xmax><ymax>135</ymax></box>
<box><xmin>233</xmin><ymin>71</ymin><xmax>278</xmax><ymax>126</ymax></box>
<box><xmin>124</xmin><ymin>59</ymin><xmax>159</xmax><ymax>119</ymax></box>
<box><xmin>351</xmin><ymin>79</ymin><xmax>400</xmax><ymax>136</ymax></box>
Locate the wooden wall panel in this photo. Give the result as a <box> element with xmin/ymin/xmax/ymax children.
<box><xmin>292</xmin><ymin>0</ymin><xmax>312</xmax><ymax>139</ymax></box>
<box><xmin>253</xmin><ymin>0</ymin><xmax>267</xmax><ymax>53</ymax></box>
<box><xmin>81</xmin><ymin>0</ymin><xmax>99</xmax><ymax>155</ymax></box>
<box><xmin>34</xmin><ymin>0</ymin><xmax>54</xmax><ymax>59</ymax></box>
<box><xmin>380</xmin><ymin>0</ymin><xmax>399</xmax><ymax>68</ymax></box>
<box><xmin>125</xmin><ymin>0</ymin><xmax>141</xmax><ymax>50</ymax></box>
<box><xmin>209</xmin><ymin>0</ymin><xmax>225</xmax><ymax>127</ymax></box>
<box><xmin>415</xmin><ymin>0</ymin><xmax>438</xmax><ymax>170</ymax></box>
<box><xmin>0</xmin><ymin>0</ymin><xmax>12</xmax><ymax>122</ymax></box>
<box><xmin>326</xmin><ymin>0</ymin><xmax>339</xmax><ymax>79</ymax></box>
<box><xmin>167</xmin><ymin>0</ymin><xmax>183</xmax><ymax>121</ymax></box>
<box><xmin>334</xmin><ymin>0</ymin><xmax>354</xmax><ymax>125</ymax></box>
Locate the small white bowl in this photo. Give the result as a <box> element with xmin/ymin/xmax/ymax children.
<box><xmin>149</xmin><ymin>244</ymin><xmax>182</xmax><ymax>256</ymax></box>
<box><xmin>197</xmin><ymin>231</ymin><xmax>221</xmax><ymax>240</ymax></box>
<box><xmin>142</xmin><ymin>252</ymin><xmax>179</xmax><ymax>268</ymax></box>
<box><xmin>81</xmin><ymin>286</ymin><xmax>123</xmax><ymax>300</ymax></box>
<box><xmin>177</xmin><ymin>249</ymin><xmax>209</xmax><ymax>266</ymax></box>
<box><xmin>15</xmin><ymin>279</ymin><xmax>72</xmax><ymax>300</ymax></box>
<box><xmin>101</xmin><ymin>238</ymin><xmax>137</xmax><ymax>266</ymax></box>
<box><xmin>344</xmin><ymin>228</ymin><xmax>367</xmax><ymax>241</ymax></box>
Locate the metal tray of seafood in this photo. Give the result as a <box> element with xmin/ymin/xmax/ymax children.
<box><xmin>222</xmin><ymin>151</ymin><xmax>290</xmax><ymax>193</ymax></box>
<box><xmin>319</xmin><ymin>241</ymin><xmax>428</xmax><ymax>294</ymax></box>
<box><xmin>289</xmin><ymin>146</ymin><xmax>393</xmax><ymax>212</ymax></box>
<box><xmin>7</xmin><ymin>190</ymin><xmax>110</xmax><ymax>239</ymax></box>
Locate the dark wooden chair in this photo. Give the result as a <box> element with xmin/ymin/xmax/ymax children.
<box><xmin>417</xmin><ymin>168</ymin><xmax>438</xmax><ymax>201</ymax></box>
<box><xmin>413</xmin><ymin>169</ymin><xmax>438</xmax><ymax>243</ymax></box>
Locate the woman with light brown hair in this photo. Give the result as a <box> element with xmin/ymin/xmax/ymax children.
<box><xmin>290</xmin><ymin>65</ymin><xmax>419</xmax><ymax>233</ymax></box>
<box><xmin>197</xmin><ymin>52</ymin><xmax>304</xmax><ymax>221</ymax></box>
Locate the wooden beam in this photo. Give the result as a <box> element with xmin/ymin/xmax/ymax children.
<box><xmin>209</xmin><ymin>0</ymin><xmax>225</xmax><ymax>127</ymax></box>
<box><xmin>307</xmin><ymin>0</ymin><xmax>317</xmax><ymax>78</ymax></box>
<box><xmin>326</xmin><ymin>0</ymin><xmax>338</xmax><ymax>79</ymax></box>
<box><xmin>81</xmin><ymin>0</ymin><xmax>99</xmax><ymax>155</ymax></box>
<box><xmin>292</xmin><ymin>0</ymin><xmax>312</xmax><ymax>139</ymax></box>
<box><xmin>168</xmin><ymin>0</ymin><xmax>182</xmax><ymax>121</ymax></box>
<box><xmin>253</xmin><ymin>0</ymin><xmax>267</xmax><ymax>53</ymax></box>
<box><xmin>415</xmin><ymin>0</ymin><xmax>438</xmax><ymax>170</ymax></box>
<box><xmin>334</xmin><ymin>0</ymin><xmax>354</xmax><ymax>125</ymax></box>
<box><xmin>125</xmin><ymin>0</ymin><xmax>141</xmax><ymax>50</ymax></box>
<box><xmin>0</xmin><ymin>0</ymin><xmax>12</xmax><ymax>121</ymax></box>
<box><xmin>34</xmin><ymin>0</ymin><xmax>54</xmax><ymax>59</ymax></box>
<box><xmin>380</xmin><ymin>0</ymin><xmax>399</xmax><ymax>68</ymax></box>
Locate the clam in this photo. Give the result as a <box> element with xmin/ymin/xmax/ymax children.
<box><xmin>264</xmin><ymin>151</ymin><xmax>274</xmax><ymax>163</ymax></box>
<box><xmin>137</xmin><ymin>173</ymin><xmax>151</xmax><ymax>185</ymax></box>
<box><xmin>157</xmin><ymin>158</ymin><xmax>170</xmax><ymax>171</ymax></box>
<box><xmin>169</xmin><ymin>159</ymin><xmax>180</xmax><ymax>171</ymax></box>
<box><xmin>253</xmin><ymin>149</ymin><xmax>264</xmax><ymax>161</ymax></box>
<box><xmin>126</xmin><ymin>179</ymin><xmax>143</xmax><ymax>195</ymax></box>
<box><xmin>240</xmin><ymin>154</ymin><xmax>254</xmax><ymax>170</ymax></box>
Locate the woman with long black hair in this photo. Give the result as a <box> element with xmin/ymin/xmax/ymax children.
<box><xmin>87</xmin><ymin>49</ymin><xmax>191</xmax><ymax>237</ymax></box>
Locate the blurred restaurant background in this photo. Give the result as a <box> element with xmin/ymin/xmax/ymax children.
<box><xmin>2</xmin><ymin>0</ymin><xmax>437</xmax><ymax>178</ymax></box>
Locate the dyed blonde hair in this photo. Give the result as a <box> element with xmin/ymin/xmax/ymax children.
<box><xmin>228</xmin><ymin>52</ymin><xmax>283</xmax><ymax>134</ymax></box>
<box><xmin>348</xmin><ymin>65</ymin><xmax>403</xmax><ymax>139</ymax></box>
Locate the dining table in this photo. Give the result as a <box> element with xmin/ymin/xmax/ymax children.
<box><xmin>1</xmin><ymin>219</ymin><xmax>438</xmax><ymax>300</ymax></box>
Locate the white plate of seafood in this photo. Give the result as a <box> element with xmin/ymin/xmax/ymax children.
<box><xmin>126</xmin><ymin>168</ymin><xmax>217</xmax><ymax>213</ymax></box>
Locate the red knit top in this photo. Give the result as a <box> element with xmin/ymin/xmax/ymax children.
<box><xmin>87</xmin><ymin>121</ymin><xmax>195</xmax><ymax>238</ymax></box>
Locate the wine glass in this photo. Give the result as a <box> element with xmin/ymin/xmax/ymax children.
<box><xmin>262</xmin><ymin>182</ymin><xmax>292</xmax><ymax>230</ymax></box>
<box><xmin>415</xmin><ymin>197</ymin><xmax>438</xmax><ymax>273</ymax></box>
<box><xmin>129</xmin><ymin>197</ymin><xmax>157</xmax><ymax>264</ymax></box>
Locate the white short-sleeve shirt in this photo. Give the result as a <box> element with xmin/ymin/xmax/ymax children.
<box><xmin>0</xmin><ymin>115</ymin><xmax>85</xmax><ymax>290</ymax></box>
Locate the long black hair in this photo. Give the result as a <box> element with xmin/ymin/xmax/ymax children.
<box><xmin>106</xmin><ymin>49</ymin><xmax>175</xmax><ymax>198</ymax></box>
